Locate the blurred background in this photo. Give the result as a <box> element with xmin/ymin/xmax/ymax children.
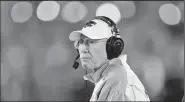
<box><xmin>1</xmin><ymin>1</ymin><xmax>184</xmax><ymax>101</ymax></box>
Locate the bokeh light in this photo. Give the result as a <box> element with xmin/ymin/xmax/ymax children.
<box><xmin>119</xmin><ymin>26</ymin><xmax>137</xmax><ymax>52</ymax></box>
<box><xmin>82</xmin><ymin>2</ymin><xmax>98</xmax><ymax>23</ymax></box>
<box><xmin>37</xmin><ymin>1</ymin><xmax>60</xmax><ymax>21</ymax></box>
<box><xmin>5</xmin><ymin>46</ymin><xmax>27</xmax><ymax>70</ymax></box>
<box><xmin>113</xmin><ymin>1</ymin><xmax>136</xmax><ymax>19</ymax></box>
<box><xmin>11</xmin><ymin>1</ymin><xmax>33</xmax><ymax>23</ymax></box>
<box><xmin>143</xmin><ymin>56</ymin><xmax>165</xmax><ymax>99</ymax></box>
<box><xmin>96</xmin><ymin>3</ymin><xmax>121</xmax><ymax>24</ymax></box>
<box><xmin>178</xmin><ymin>2</ymin><xmax>184</xmax><ymax>22</ymax></box>
<box><xmin>159</xmin><ymin>3</ymin><xmax>181</xmax><ymax>25</ymax></box>
<box><xmin>163</xmin><ymin>45</ymin><xmax>176</xmax><ymax>71</ymax></box>
<box><xmin>2</xmin><ymin>82</ymin><xmax>23</xmax><ymax>101</ymax></box>
<box><xmin>178</xmin><ymin>45</ymin><xmax>184</xmax><ymax>67</ymax></box>
<box><xmin>45</xmin><ymin>42</ymin><xmax>70</xmax><ymax>66</ymax></box>
<box><xmin>127</xmin><ymin>50</ymin><xmax>147</xmax><ymax>76</ymax></box>
<box><xmin>1</xmin><ymin>63</ymin><xmax>11</xmax><ymax>86</ymax></box>
<box><xmin>11</xmin><ymin>82</ymin><xmax>22</xmax><ymax>101</ymax></box>
<box><xmin>61</xmin><ymin>1</ymin><xmax>87</xmax><ymax>23</ymax></box>
<box><xmin>57</xmin><ymin>1</ymin><xmax>70</xmax><ymax>8</ymax></box>
<box><xmin>148</xmin><ymin>29</ymin><xmax>170</xmax><ymax>55</ymax></box>
<box><xmin>1</xmin><ymin>1</ymin><xmax>15</xmax><ymax>36</ymax></box>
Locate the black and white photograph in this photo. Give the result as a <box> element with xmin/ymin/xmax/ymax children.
<box><xmin>1</xmin><ymin>1</ymin><xmax>184</xmax><ymax>101</ymax></box>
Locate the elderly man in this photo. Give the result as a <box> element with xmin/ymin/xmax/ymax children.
<box><xmin>69</xmin><ymin>16</ymin><xmax>150</xmax><ymax>101</ymax></box>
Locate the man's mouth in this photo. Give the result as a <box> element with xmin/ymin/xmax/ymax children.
<box><xmin>80</xmin><ymin>56</ymin><xmax>91</xmax><ymax>59</ymax></box>
<box><xmin>81</xmin><ymin>58</ymin><xmax>91</xmax><ymax>60</ymax></box>
<box><xmin>81</xmin><ymin>57</ymin><xmax>91</xmax><ymax>62</ymax></box>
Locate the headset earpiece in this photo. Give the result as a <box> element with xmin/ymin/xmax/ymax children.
<box><xmin>93</xmin><ymin>16</ymin><xmax>124</xmax><ymax>60</ymax></box>
<box><xmin>106</xmin><ymin>36</ymin><xmax>124</xmax><ymax>60</ymax></box>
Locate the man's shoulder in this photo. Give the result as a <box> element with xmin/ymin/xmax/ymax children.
<box><xmin>104</xmin><ymin>59</ymin><xmax>127</xmax><ymax>83</ymax></box>
<box><xmin>100</xmin><ymin>59</ymin><xmax>128</xmax><ymax>91</ymax></box>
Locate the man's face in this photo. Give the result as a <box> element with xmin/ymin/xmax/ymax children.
<box><xmin>74</xmin><ymin>34</ymin><xmax>107</xmax><ymax>70</ymax></box>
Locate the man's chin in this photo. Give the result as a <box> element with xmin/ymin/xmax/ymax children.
<box><xmin>81</xmin><ymin>62</ymin><xmax>93</xmax><ymax>69</ymax></box>
<box><xmin>81</xmin><ymin>60</ymin><xmax>96</xmax><ymax>69</ymax></box>
<box><xmin>82</xmin><ymin>63</ymin><xmax>89</xmax><ymax>69</ymax></box>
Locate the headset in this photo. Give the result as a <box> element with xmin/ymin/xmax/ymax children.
<box><xmin>73</xmin><ymin>16</ymin><xmax>124</xmax><ymax>69</ymax></box>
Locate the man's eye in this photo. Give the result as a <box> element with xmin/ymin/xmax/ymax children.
<box><xmin>79</xmin><ymin>39</ymin><xmax>84</xmax><ymax>44</ymax></box>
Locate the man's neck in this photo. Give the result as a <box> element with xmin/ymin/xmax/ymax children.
<box><xmin>83</xmin><ymin>59</ymin><xmax>110</xmax><ymax>83</ymax></box>
<box><xmin>93</xmin><ymin>59</ymin><xmax>109</xmax><ymax>72</ymax></box>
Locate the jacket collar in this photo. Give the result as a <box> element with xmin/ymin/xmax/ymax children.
<box><xmin>83</xmin><ymin>55</ymin><xmax>126</xmax><ymax>84</ymax></box>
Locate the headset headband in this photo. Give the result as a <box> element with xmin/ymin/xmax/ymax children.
<box><xmin>92</xmin><ymin>16</ymin><xmax>121</xmax><ymax>37</ymax></box>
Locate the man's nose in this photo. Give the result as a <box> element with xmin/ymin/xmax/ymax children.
<box><xmin>79</xmin><ymin>44</ymin><xmax>88</xmax><ymax>53</ymax></box>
